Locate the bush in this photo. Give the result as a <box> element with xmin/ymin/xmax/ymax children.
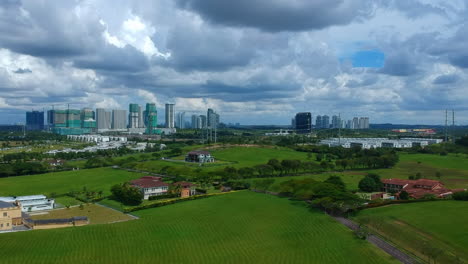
<box><xmin>453</xmin><ymin>191</ymin><xmax>468</xmax><ymax>201</ymax></box>
<box><xmin>111</xmin><ymin>182</ymin><xmax>143</xmax><ymax>206</ymax></box>
<box><xmin>148</xmin><ymin>194</ymin><xmax>178</xmax><ymax>201</ymax></box>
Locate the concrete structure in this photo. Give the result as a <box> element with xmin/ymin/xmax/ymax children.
<box><xmin>331</xmin><ymin>115</ymin><xmax>342</xmax><ymax>129</ymax></box>
<box><xmin>165</xmin><ymin>103</ymin><xmax>175</xmax><ymax>128</ymax></box>
<box><xmin>24</xmin><ymin>216</ymin><xmax>88</xmax><ymax>230</ymax></box>
<box><xmin>130</xmin><ymin>176</ymin><xmax>169</xmax><ymax>200</ymax></box>
<box><xmin>0</xmin><ymin>201</ymin><xmax>22</xmax><ymax>231</ymax></box>
<box><xmin>176</xmin><ymin>112</ymin><xmax>186</xmax><ymax>129</ymax></box>
<box><xmin>144</xmin><ymin>103</ymin><xmax>158</xmax><ymax>134</ymax></box>
<box><xmin>322</xmin><ymin>115</ymin><xmax>330</xmax><ymax>129</ymax></box>
<box><xmin>352</xmin><ymin>117</ymin><xmax>359</xmax><ymax>129</ymax></box>
<box><xmin>191</xmin><ymin>115</ymin><xmax>201</xmax><ymax>129</ymax></box>
<box><xmin>26</xmin><ymin>111</ymin><xmax>44</xmax><ymax>131</ymax></box>
<box><xmin>185</xmin><ymin>151</ymin><xmax>215</xmax><ymax>163</ymax></box>
<box><xmin>265</xmin><ymin>129</ymin><xmax>293</xmax><ymax>136</ymax></box>
<box><xmin>67</xmin><ymin>135</ymin><xmax>127</xmax><ymax>142</ymax></box>
<box><xmin>295</xmin><ymin>112</ymin><xmax>312</xmax><ymax>133</ymax></box>
<box><xmin>199</xmin><ymin>115</ymin><xmax>207</xmax><ymax>128</ymax></box>
<box><xmin>173</xmin><ymin>181</ymin><xmax>197</xmax><ymax>198</ymax></box>
<box><xmin>128</xmin><ymin>104</ymin><xmax>140</xmax><ymax>129</ymax></box>
<box><xmin>359</xmin><ymin>117</ymin><xmax>370</xmax><ymax>129</ymax></box>
<box><xmin>81</xmin><ymin>108</ymin><xmax>96</xmax><ymax>131</ymax></box>
<box><xmin>0</xmin><ymin>195</ymin><xmax>55</xmax><ymax>212</ymax></box>
<box><xmin>96</xmin><ymin>108</ymin><xmax>111</xmax><ymax>130</ymax></box>
<box><xmin>382</xmin><ymin>179</ymin><xmax>465</xmax><ymax>199</ymax></box>
<box><xmin>207</xmin><ymin>108</ymin><xmax>220</xmax><ymax>128</ymax></box>
<box><xmin>320</xmin><ymin>137</ymin><xmax>442</xmax><ymax>149</ymax></box>
<box><xmin>315</xmin><ymin>115</ymin><xmax>322</xmax><ymax>129</ymax></box>
<box><xmin>112</xmin><ymin>110</ymin><xmax>127</xmax><ymax>129</ymax></box>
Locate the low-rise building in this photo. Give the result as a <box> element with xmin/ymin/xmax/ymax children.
<box><xmin>185</xmin><ymin>151</ymin><xmax>215</xmax><ymax>163</ymax></box>
<box><xmin>0</xmin><ymin>201</ymin><xmax>22</xmax><ymax>231</ymax></box>
<box><xmin>0</xmin><ymin>195</ymin><xmax>55</xmax><ymax>212</ymax></box>
<box><xmin>24</xmin><ymin>216</ymin><xmax>88</xmax><ymax>230</ymax></box>
<box><xmin>382</xmin><ymin>178</ymin><xmax>465</xmax><ymax>199</ymax></box>
<box><xmin>173</xmin><ymin>181</ymin><xmax>197</xmax><ymax>198</ymax></box>
<box><xmin>130</xmin><ymin>176</ymin><xmax>169</xmax><ymax>200</ymax></box>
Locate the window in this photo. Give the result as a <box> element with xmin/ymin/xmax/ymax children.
<box><xmin>1</xmin><ymin>224</ymin><xmax>3</xmax><ymax>228</ymax></box>
<box><xmin>3</xmin><ymin>212</ymin><xmax>6</xmax><ymax>217</ymax></box>
<box><xmin>6</xmin><ymin>223</ymin><xmax>9</xmax><ymax>227</ymax></box>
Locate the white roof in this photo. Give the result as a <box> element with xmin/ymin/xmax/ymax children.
<box><xmin>0</xmin><ymin>195</ymin><xmax>47</xmax><ymax>202</ymax></box>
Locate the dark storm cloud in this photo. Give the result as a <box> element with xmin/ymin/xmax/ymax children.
<box><xmin>13</xmin><ymin>68</ymin><xmax>32</xmax><ymax>74</ymax></box>
<box><xmin>0</xmin><ymin>1</ymin><xmax>103</xmax><ymax>58</ymax></box>
<box><xmin>378</xmin><ymin>52</ymin><xmax>418</xmax><ymax>76</ymax></box>
<box><xmin>433</xmin><ymin>74</ymin><xmax>459</xmax><ymax>85</ymax></box>
<box><xmin>177</xmin><ymin>0</ymin><xmax>375</xmax><ymax>32</ymax></box>
<box><xmin>74</xmin><ymin>45</ymin><xmax>149</xmax><ymax>73</ymax></box>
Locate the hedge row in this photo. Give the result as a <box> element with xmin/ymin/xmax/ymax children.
<box><xmin>123</xmin><ymin>192</ymin><xmax>239</xmax><ymax>213</ymax></box>
<box><xmin>362</xmin><ymin>198</ymin><xmax>447</xmax><ymax>209</ymax></box>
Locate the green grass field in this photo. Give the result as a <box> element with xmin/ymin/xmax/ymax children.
<box><xmin>368</xmin><ymin>153</ymin><xmax>468</xmax><ymax>189</ymax></box>
<box><xmin>354</xmin><ymin>201</ymin><xmax>468</xmax><ymax>263</ymax></box>
<box><xmin>0</xmin><ymin>168</ymin><xmax>144</xmax><ymax>197</ymax></box>
<box><xmin>2</xmin><ymin>191</ymin><xmax>397</xmax><ymax>264</ymax></box>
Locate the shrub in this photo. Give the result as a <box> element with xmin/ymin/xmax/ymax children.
<box><xmin>453</xmin><ymin>191</ymin><xmax>468</xmax><ymax>201</ymax></box>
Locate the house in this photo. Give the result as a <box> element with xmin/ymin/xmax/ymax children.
<box><xmin>0</xmin><ymin>201</ymin><xmax>22</xmax><ymax>231</ymax></box>
<box><xmin>130</xmin><ymin>176</ymin><xmax>170</xmax><ymax>200</ymax></box>
<box><xmin>185</xmin><ymin>151</ymin><xmax>215</xmax><ymax>163</ymax></box>
<box><xmin>0</xmin><ymin>195</ymin><xmax>55</xmax><ymax>212</ymax></box>
<box><xmin>47</xmin><ymin>159</ymin><xmax>64</xmax><ymax>167</ymax></box>
<box><xmin>173</xmin><ymin>181</ymin><xmax>197</xmax><ymax>197</ymax></box>
<box><xmin>382</xmin><ymin>178</ymin><xmax>465</xmax><ymax>199</ymax></box>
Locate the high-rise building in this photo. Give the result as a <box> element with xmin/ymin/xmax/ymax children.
<box><xmin>207</xmin><ymin>108</ymin><xmax>220</xmax><ymax>128</ymax></box>
<box><xmin>331</xmin><ymin>115</ymin><xmax>341</xmax><ymax>129</ymax></box>
<box><xmin>358</xmin><ymin>117</ymin><xmax>370</xmax><ymax>129</ymax></box>
<box><xmin>128</xmin><ymin>104</ymin><xmax>140</xmax><ymax>129</ymax></box>
<box><xmin>81</xmin><ymin>108</ymin><xmax>96</xmax><ymax>130</ymax></box>
<box><xmin>295</xmin><ymin>112</ymin><xmax>312</xmax><ymax>133</ymax></box>
<box><xmin>145</xmin><ymin>103</ymin><xmax>157</xmax><ymax>134</ymax></box>
<box><xmin>352</xmin><ymin>117</ymin><xmax>359</xmax><ymax>130</ymax></box>
<box><xmin>199</xmin><ymin>115</ymin><xmax>207</xmax><ymax>128</ymax></box>
<box><xmin>26</xmin><ymin>111</ymin><xmax>44</xmax><ymax>131</ymax></box>
<box><xmin>191</xmin><ymin>115</ymin><xmax>200</xmax><ymax>129</ymax></box>
<box><xmin>291</xmin><ymin>117</ymin><xmax>296</xmax><ymax>128</ymax></box>
<box><xmin>96</xmin><ymin>108</ymin><xmax>111</xmax><ymax>130</ymax></box>
<box><xmin>165</xmin><ymin>104</ymin><xmax>175</xmax><ymax>128</ymax></box>
<box><xmin>112</xmin><ymin>110</ymin><xmax>127</xmax><ymax>129</ymax></box>
<box><xmin>138</xmin><ymin>105</ymin><xmax>145</xmax><ymax>128</ymax></box>
<box><xmin>176</xmin><ymin>112</ymin><xmax>186</xmax><ymax>129</ymax></box>
<box><xmin>322</xmin><ymin>115</ymin><xmax>330</xmax><ymax>129</ymax></box>
<box><xmin>315</xmin><ymin>115</ymin><xmax>322</xmax><ymax>129</ymax></box>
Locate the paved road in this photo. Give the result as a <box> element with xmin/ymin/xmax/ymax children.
<box><xmin>333</xmin><ymin>216</ymin><xmax>416</xmax><ymax>264</ymax></box>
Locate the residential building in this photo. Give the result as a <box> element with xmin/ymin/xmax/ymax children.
<box><xmin>173</xmin><ymin>181</ymin><xmax>197</xmax><ymax>198</ymax></box>
<box><xmin>176</xmin><ymin>112</ymin><xmax>186</xmax><ymax>129</ymax></box>
<box><xmin>26</xmin><ymin>111</ymin><xmax>44</xmax><ymax>131</ymax></box>
<box><xmin>0</xmin><ymin>201</ymin><xmax>22</xmax><ymax>231</ymax></box>
<box><xmin>145</xmin><ymin>103</ymin><xmax>157</xmax><ymax>134</ymax></box>
<box><xmin>185</xmin><ymin>151</ymin><xmax>215</xmax><ymax>163</ymax></box>
<box><xmin>165</xmin><ymin>103</ymin><xmax>175</xmax><ymax>128</ymax></box>
<box><xmin>130</xmin><ymin>176</ymin><xmax>169</xmax><ymax>200</ymax></box>
<box><xmin>128</xmin><ymin>104</ymin><xmax>140</xmax><ymax>129</ymax></box>
<box><xmin>81</xmin><ymin>108</ymin><xmax>96</xmax><ymax>131</ymax></box>
<box><xmin>322</xmin><ymin>115</ymin><xmax>330</xmax><ymax>129</ymax></box>
<box><xmin>331</xmin><ymin>115</ymin><xmax>341</xmax><ymax>129</ymax></box>
<box><xmin>112</xmin><ymin>110</ymin><xmax>127</xmax><ymax>129</ymax></box>
<box><xmin>0</xmin><ymin>195</ymin><xmax>55</xmax><ymax>212</ymax></box>
<box><xmin>96</xmin><ymin>108</ymin><xmax>111</xmax><ymax>130</ymax></box>
<box><xmin>381</xmin><ymin>178</ymin><xmax>465</xmax><ymax>199</ymax></box>
<box><xmin>352</xmin><ymin>117</ymin><xmax>359</xmax><ymax>130</ymax></box>
<box><xmin>207</xmin><ymin>108</ymin><xmax>220</xmax><ymax>128</ymax></box>
<box><xmin>295</xmin><ymin>112</ymin><xmax>312</xmax><ymax>133</ymax></box>
<box><xmin>199</xmin><ymin>115</ymin><xmax>207</xmax><ymax>128</ymax></box>
<box><xmin>191</xmin><ymin>115</ymin><xmax>200</xmax><ymax>129</ymax></box>
<box><xmin>315</xmin><ymin>115</ymin><xmax>322</xmax><ymax>129</ymax></box>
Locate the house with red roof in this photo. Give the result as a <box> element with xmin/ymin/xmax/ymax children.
<box><xmin>173</xmin><ymin>181</ymin><xmax>197</xmax><ymax>197</ymax></box>
<box><xmin>130</xmin><ymin>176</ymin><xmax>169</xmax><ymax>200</ymax></box>
<box><xmin>382</xmin><ymin>178</ymin><xmax>465</xmax><ymax>199</ymax></box>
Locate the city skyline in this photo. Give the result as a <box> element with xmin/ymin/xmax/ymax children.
<box><xmin>1</xmin><ymin>1</ymin><xmax>468</xmax><ymax>125</ymax></box>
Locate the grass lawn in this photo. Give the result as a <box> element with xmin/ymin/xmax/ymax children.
<box><xmin>54</xmin><ymin>196</ymin><xmax>82</xmax><ymax>207</ymax></box>
<box><xmin>2</xmin><ymin>191</ymin><xmax>397</xmax><ymax>264</ymax></box>
<box><xmin>354</xmin><ymin>200</ymin><xmax>468</xmax><ymax>263</ymax></box>
<box><xmin>30</xmin><ymin>203</ymin><xmax>133</xmax><ymax>225</ymax></box>
<box><xmin>0</xmin><ymin>167</ymin><xmax>145</xmax><ymax>197</ymax></box>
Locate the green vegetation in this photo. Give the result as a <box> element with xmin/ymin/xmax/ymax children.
<box><xmin>0</xmin><ymin>167</ymin><xmax>144</xmax><ymax>197</ymax></box>
<box><xmin>355</xmin><ymin>201</ymin><xmax>468</xmax><ymax>263</ymax></box>
<box><xmin>30</xmin><ymin>204</ymin><xmax>133</xmax><ymax>225</ymax></box>
<box><xmin>2</xmin><ymin>192</ymin><xmax>396</xmax><ymax>263</ymax></box>
<box><xmin>110</xmin><ymin>182</ymin><xmax>144</xmax><ymax>206</ymax></box>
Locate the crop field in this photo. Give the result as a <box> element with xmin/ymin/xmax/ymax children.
<box><xmin>354</xmin><ymin>201</ymin><xmax>468</xmax><ymax>263</ymax></box>
<box><xmin>0</xmin><ymin>167</ymin><xmax>144</xmax><ymax>197</ymax></box>
<box><xmin>30</xmin><ymin>203</ymin><xmax>134</xmax><ymax>225</ymax></box>
<box><xmin>368</xmin><ymin>153</ymin><xmax>468</xmax><ymax>189</ymax></box>
<box><xmin>1</xmin><ymin>191</ymin><xmax>397</xmax><ymax>264</ymax></box>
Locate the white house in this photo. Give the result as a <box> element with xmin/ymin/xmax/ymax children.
<box><xmin>0</xmin><ymin>195</ymin><xmax>55</xmax><ymax>212</ymax></box>
<box><xmin>130</xmin><ymin>176</ymin><xmax>169</xmax><ymax>200</ymax></box>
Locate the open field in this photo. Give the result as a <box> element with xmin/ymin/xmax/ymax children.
<box><xmin>0</xmin><ymin>167</ymin><xmax>144</xmax><ymax>197</ymax></box>
<box><xmin>368</xmin><ymin>153</ymin><xmax>468</xmax><ymax>189</ymax></box>
<box><xmin>30</xmin><ymin>203</ymin><xmax>134</xmax><ymax>225</ymax></box>
<box><xmin>354</xmin><ymin>201</ymin><xmax>468</xmax><ymax>263</ymax></box>
<box><xmin>1</xmin><ymin>191</ymin><xmax>397</xmax><ymax>264</ymax></box>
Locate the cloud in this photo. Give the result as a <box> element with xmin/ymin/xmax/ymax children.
<box><xmin>176</xmin><ymin>0</ymin><xmax>375</xmax><ymax>32</ymax></box>
<box><xmin>13</xmin><ymin>68</ymin><xmax>32</xmax><ymax>74</ymax></box>
<box><xmin>432</xmin><ymin>74</ymin><xmax>459</xmax><ymax>84</ymax></box>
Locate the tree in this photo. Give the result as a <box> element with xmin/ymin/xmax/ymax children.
<box><xmin>399</xmin><ymin>190</ymin><xmax>409</xmax><ymax>200</ymax></box>
<box><xmin>358</xmin><ymin>176</ymin><xmax>377</xmax><ymax>192</ymax></box>
<box><xmin>453</xmin><ymin>191</ymin><xmax>468</xmax><ymax>201</ymax></box>
<box><xmin>435</xmin><ymin>171</ymin><xmax>442</xmax><ymax>180</ymax></box>
<box><xmin>110</xmin><ymin>182</ymin><xmax>143</xmax><ymax>205</ymax></box>
<box><xmin>324</xmin><ymin>175</ymin><xmax>346</xmax><ymax>191</ymax></box>
<box><xmin>367</xmin><ymin>173</ymin><xmax>382</xmax><ymax>189</ymax></box>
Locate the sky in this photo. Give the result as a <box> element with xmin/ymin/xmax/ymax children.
<box><xmin>1</xmin><ymin>0</ymin><xmax>468</xmax><ymax>125</ymax></box>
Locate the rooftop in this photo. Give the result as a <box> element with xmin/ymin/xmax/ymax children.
<box><xmin>130</xmin><ymin>177</ymin><xmax>169</xmax><ymax>188</ymax></box>
<box><xmin>187</xmin><ymin>150</ymin><xmax>211</xmax><ymax>155</ymax></box>
<box><xmin>0</xmin><ymin>201</ymin><xmax>17</xmax><ymax>209</ymax></box>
